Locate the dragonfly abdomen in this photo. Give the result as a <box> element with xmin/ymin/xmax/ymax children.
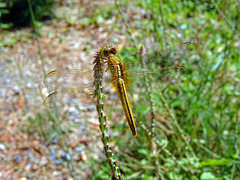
<box><xmin>117</xmin><ymin>75</ymin><xmax>137</xmax><ymax>136</ymax></box>
<box><xmin>116</xmin><ymin>65</ymin><xmax>137</xmax><ymax>136</ymax></box>
<box><xmin>104</xmin><ymin>46</ymin><xmax>137</xmax><ymax>136</ymax></box>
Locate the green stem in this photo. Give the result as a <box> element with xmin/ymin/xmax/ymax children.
<box><xmin>27</xmin><ymin>0</ymin><xmax>46</xmax><ymax>75</ymax></box>
<box><xmin>139</xmin><ymin>46</ymin><xmax>163</xmax><ymax>178</ymax></box>
<box><xmin>114</xmin><ymin>0</ymin><xmax>138</xmax><ymax>47</ymax></box>
<box><xmin>93</xmin><ymin>46</ymin><xmax>123</xmax><ymax>179</ymax></box>
<box><xmin>159</xmin><ymin>0</ymin><xmax>166</xmax><ymax>48</ymax></box>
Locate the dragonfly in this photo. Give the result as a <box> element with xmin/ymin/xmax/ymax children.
<box><xmin>43</xmin><ymin>41</ymin><xmax>198</xmax><ymax>137</ymax></box>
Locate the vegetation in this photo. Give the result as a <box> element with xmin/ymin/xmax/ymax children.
<box><xmin>0</xmin><ymin>0</ymin><xmax>54</xmax><ymax>28</ymax></box>
<box><xmin>0</xmin><ymin>0</ymin><xmax>239</xmax><ymax>179</ymax></box>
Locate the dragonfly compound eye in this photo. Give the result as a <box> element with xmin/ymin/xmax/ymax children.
<box><xmin>110</xmin><ymin>46</ymin><xmax>117</xmax><ymax>55</ymax></box>
<box><xmin>103</xmin><ymin>48</ymin><xmax>109</xmax><ymax>57</ymax></box>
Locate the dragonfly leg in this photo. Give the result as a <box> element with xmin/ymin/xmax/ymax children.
<box><xmin>104</xmin><ymin>67</ymin><xmax>109</xmax><ymax>72</ymax></box>
<box><xmin>101</xmin><ymin>57</ymin><xmax>107</xmax><ymax>63</ymax></box>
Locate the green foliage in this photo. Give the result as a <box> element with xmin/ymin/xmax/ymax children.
<box><xmin>93</xmin><ymin>0</ymin><xmax>240</xmax><ymax>179</ymax></box>
<box><xmin>20</xmin><ymin>0</ymin><xmax>239</xmax><ymax>179</ymax></box>
<box><xmin>0</xmin><ymin>0</ymin><xmax>54</xmax><ymax>28</ymax></box>
<box><xmin>0</xmin><ymin>2</ymin><xmax>12</xmax><ymax>28</ymax></box>
<box><xmin>200</xmin><ymin>159</ymin><xmax>232</xmax><ymax>167</ymax></box>
<box><xmin>200</xmin><ymin>172</ymin><xmax>216</xmax><ymax>180</ymax></box>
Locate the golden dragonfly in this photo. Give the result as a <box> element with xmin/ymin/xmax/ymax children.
<box><xmin>43</xmin><ymin>41</ymin><xmax>198</xmax><ymax>137</ymax></box>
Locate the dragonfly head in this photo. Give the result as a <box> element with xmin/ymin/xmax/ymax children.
<box><xmin>103</xmin><ymin>46</ymin><xmax>117</xmax><ymax>57</ymax></box>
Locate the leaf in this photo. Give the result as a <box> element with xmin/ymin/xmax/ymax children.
<box><xmin>0</xmin><ymin>2</ymin><xmax>7</xmax><ymax>8</ymax></box>
<box><xmin>200</xmin><ymin>159</ymin><xmax>231</xmax><ymax>167</ymax></box>
<box><xmin>200</xmin><ymin>172</ymin><xmax>216</xmax><ymax>180</ymax></box>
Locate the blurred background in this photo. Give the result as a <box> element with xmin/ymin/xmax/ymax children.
<box><xmin>0</xmin><ymin>0</ymin><xmax>239</xmax><ymax>179</ymax></box>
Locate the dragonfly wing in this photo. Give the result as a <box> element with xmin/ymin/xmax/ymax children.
<box><xmin>43</xmin><ymin>69</ymin><xmax>95</xmax><ymax>107</ymax></box>
<box><xmin>145</xmin><ymin>41</ymin><xmax>198</xmax><ymax>70</ymax></box>
<box><xmin>43</xmin><ymin>69</ymin><xmax>94</xmax><ymax>88</ymax></box>
<box><xmin>43</xmin><ymin>84</ymin><xmax>93</xmax><ymax>107</ymax></box>
<box><xmin>128</xmin><ymin>41</ymin><xmax>198</xmax><ymax>92</ymax></box>
<box><xmin>43</xmin><ymin>68</ymin><xmax>114</xmax><ymax>107</ymax></box>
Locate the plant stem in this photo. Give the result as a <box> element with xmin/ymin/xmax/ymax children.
<box><xmin>139</xmin><ymin>46</ymin><xmax>163</xmax><ymax>178</ymax></box>
<box><xmin>93</xmin><ymin>46</ymin><xmax>123</xmax><ymax>179</ymax></box>
<box><xmin>27</xmin><ymin>0</ymin><xmax>46</xmax><ymax>75</ymax></box>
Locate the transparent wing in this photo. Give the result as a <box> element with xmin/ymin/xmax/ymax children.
<box><xmin>43</xmin><ymin>68</ymin><xmax>94</xmax><ymax>88</ymax></box>
<box><xmin>127</xmin><ymin>41</ymin><xmax>198</xmax><ymax>92</ymax></box>
<box><xmin>43</xmin><ymin>68</ymin><xmax>95</xmax><ymax>107</ymax></box>
<box><xmin>145</xmin><ymin>41</ymin><xmax>197</xmax><ymax>69</ymax></box>
<box><xmin>43</xmin><ymin>67</ymin><xmax>115</xmax><ymax>107</ymax></box>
